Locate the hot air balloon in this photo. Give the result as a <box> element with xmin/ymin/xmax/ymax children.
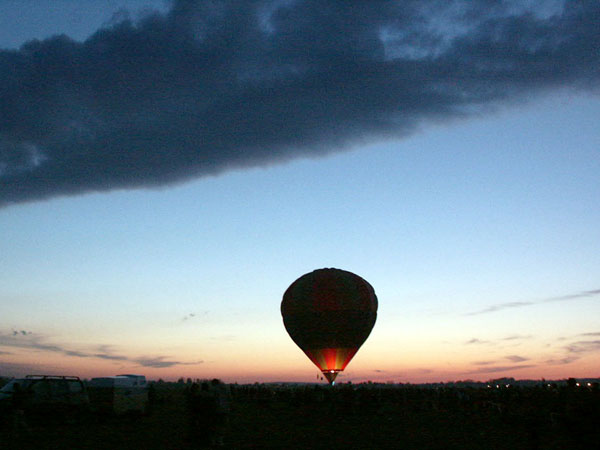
<box><xmin>281</xmin><ymin>268</ymin><xmax>378</xmax><ymax>384</ymax></box>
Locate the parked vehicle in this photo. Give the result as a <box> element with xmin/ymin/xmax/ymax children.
<box><xmin>0</xmin><ymin>375</ymin><xmax>89</xmax><ymax>416</ymax></box>
<box><xmin>87</xmin><ymin>374</ymin><xmax>148</xmax><ymax>415</ymax></box>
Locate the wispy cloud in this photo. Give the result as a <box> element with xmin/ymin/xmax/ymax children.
<box><xmin>465</xmin><ymin>338</ymin><xmax>490</xmax><ymax>345</ymax></box>
<box><xmin>472</xmin><ymin>355</ymin><xmax>529</xmax><ymax>367</ymax></box>
<box><xmin>564</xmin><ymin>340</ymin><xmax>600</xmax><ymax>354</ymax></box>
<box><xmin>543</xmin><ymin>335</ymin><xmax>600</xmax><ymax>365</ymax></box>
<box><xmin>545</xmin><ymin>289</ymin><xmax>600</xmax><ymax>303</ymax></box>
<box><xmin>181</xmin><ymin>311</ymin><xmax>209</xmax><ymax>323</ymax></box>
<box><xmin>93</xmin><ymin>353</ymin><xmax>129</xmax><ymax>361</ymax></box>
<box><xmin>466</xmin><ymin>302</ymin><xmax>533</xmax><ymax>316</ymax></box>
<box><xmin>133</xmin><ymin>357</ymin><xmax>203</xmax><ymax>369</ymax></box>
<box><xmin>545</xmin><ymin>356</ymin><xmax>579</xmax><ymax>365</ymax></box>
<box><xmin>181</xmin><ymin>313</ymin><xmax>196</xmax><ymax>322</ymax></box>
<box><xmin>64</xmin><ymin>350</ymin><xmax>90</xmax><ymax>358</ymax></box>
<box><xmin>468</xmin><ymin>364</ymin><xmax>536</xmax><ymax>374</ymax></box>
<box><xmin>12</xmin><ymin>330</ymin><xmax>32</xmax><ymax>336</ymax></box>
<box><xmin>501</xmin><ymin>335</ymin><xmax>533</xmax><ymax>341</ymax></box>
<box><xmin>466</xmin><ymin>289</ymin><xmax>600</xmax><ymax>316</ymax></box>
<box><xmin>0</xmin><ymin>331</ymin><xmax>200</xmax><ymax>369</ymax></box>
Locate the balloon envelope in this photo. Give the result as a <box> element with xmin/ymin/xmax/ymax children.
<box><xmin>281</xmin><ymin>268</ymin><xmax>378</xmax><ymax>383</ymax></box>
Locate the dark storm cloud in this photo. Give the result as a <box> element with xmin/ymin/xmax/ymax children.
<box><xmin>1</xmin><ymin>0</ymin><xmax>599</xmax><ymax>206</ymax></box>
<box><xmin>466</xmin><ymin>289</ymin><xmax>600</xmax><ymax>315</ymax></box>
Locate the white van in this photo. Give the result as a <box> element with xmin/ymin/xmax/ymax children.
<box><xmin>87</xmin><ymin>374</ymin><xmax>148</xmax><ymax>415</ymax></box>
<box><xmin>0</xmin><ymin>375</ymin><xmax>89</xmax><ymax>415</ymax></box>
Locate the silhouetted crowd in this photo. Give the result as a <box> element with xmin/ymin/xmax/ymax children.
<box><xmin>185</xmin><ymin>379</ymin><xmax>231</xmax><ymax>448</ymax></box>
<box><xmin>227</xmin><ymin>380</ymin><xmax>600</xmax><ymax>449</ymax></box>
<box><xmin>2</xmin><ymin>376</ymin><xmax>598</xmax><ymax>449</ymax></box>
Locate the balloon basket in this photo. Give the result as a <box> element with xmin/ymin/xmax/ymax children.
<box><xmin>323</xmin><ymin>370</ymin><xmax>340</xmax><ymax>385</ymax></box>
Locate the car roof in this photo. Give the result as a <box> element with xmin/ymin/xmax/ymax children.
<box><xmin>25</xmin><ymin>375</ymin><xmax>82</xmax><ymax>381</ymax></box>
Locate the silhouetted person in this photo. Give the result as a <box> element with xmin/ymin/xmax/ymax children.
<box><xmin>186</xmin><ymin>382</ymin><xmax>216</xmax><ymax>448</ymax></box>
<box><xmin>10</xmin><ymin>383</ymin><xmax>31</xmax><ymax>442</ymax></box>
<box><xmin>210</xmin><ymin>379</ymin><xmax>230</xmax><ymax>447</ymax></box>
<box><xmin>147</xmin><ymin>383</ymin><xmax>156</xmax><ymax>414</ymax></box>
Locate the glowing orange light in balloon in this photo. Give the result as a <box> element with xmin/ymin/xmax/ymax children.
<box><xmin>281</xmin><ymin>268</ymin><xmax>378</xmax><ymax>384</ymax></box>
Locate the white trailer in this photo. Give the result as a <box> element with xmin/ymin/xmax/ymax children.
<box><xmin>87</xmin><ymin>374</ymin><xmax>148</xmax><ymax>415</ymax></box>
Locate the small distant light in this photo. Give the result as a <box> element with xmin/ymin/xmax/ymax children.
<box><xmin>496</xmin><ymin>385</ymin><xmax>500</xmax><ymax>389</ymax></box>
<box><xmin>487</xmin><ymin>385</ymin><xmax>491</xmax><ymax>388</ymax></box>
<box><xmin>576</xmin><ymin>383</ymin><xmax>580</xmax><ymax>387</ymax></box>
<box><xmin>547</xmin><ymin>384</ymin><xmax>551</xmax><ymax>387</ymax></box>
<box><xmin>330</xmin><ymin>370</ymin><xmax>335</xmax><ymax>373</ymax></box>
<box><xmin>506</xmin><ymin>384</ymin><xmax>510</xmax><ymax>388</ymax></box>
<box><xmin>587</xmin><ymin>383</ymin><xmax>592</xmax><ymax>387</ymax></box>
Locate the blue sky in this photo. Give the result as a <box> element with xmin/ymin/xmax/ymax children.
<box><xmin>1</xmin><ymin>1</ymin><xmax>599</xmax><ymax>382</ymax></box>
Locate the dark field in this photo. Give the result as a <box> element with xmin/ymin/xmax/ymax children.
<box><xmin>2</xmin><ymin>382</ymin><xmax>598</xmax><ymax>449</ymax></box>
